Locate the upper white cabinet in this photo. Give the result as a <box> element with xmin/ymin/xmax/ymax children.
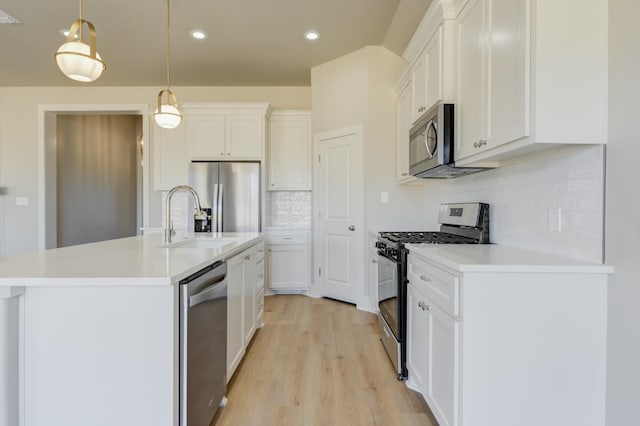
<box><xmin>188</xmin><ymin>104</ymin><xmax>269</xmax><ymax>160</ymax></box>
<box><xmin>454</xmin><ymin>0</ymin><xmax>608</xmax><ymax>165</ymax></box>
<box><xmin>153</xmin><ymin>122</ymin><xmax>188</xmax><ymax>190</ymax></box>
<box><xmin>411</xmin><ymin>25</ymin><xmax>445</xmax><ymax>123</ymax></box>
<box><xmin>152</xmin><ymin>103</ymin><xmax>270</xmax><ymax>190</ymax></box>
<box><xmin>396</xmin><ymin>81</ymin><xmax>416</xmax><ymax>183</ymax></box>
<box><xmin>268</xmin><ymin>111</ymin><xmax>312</xmax><ymax>190</ymax></box>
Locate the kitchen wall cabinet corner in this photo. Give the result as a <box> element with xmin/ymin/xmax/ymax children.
<box><xmin>395</xmin><ymin>79</ymin><xmax>417</xmax><ymax>184</ymax></box>
<box><xmin>267</xmin><ymin>111</ymin><xmax>312</xmax><ymax>190</ymax></box>
<box><xmin>184</xmin><ymin>103</ymin><xmax>271</xmax><ymax>161</ymax></box>
<box><xmin>153</xmin><ymin>121</ymin><xmax>189</xmax><ymax>190</ymax></box>
<box><xmin>454</xmin><ymin>0</ymin><xmax>608</xmax><ymax>166</ymax></box>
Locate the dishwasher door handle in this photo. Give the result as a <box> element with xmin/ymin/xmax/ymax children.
<box><xmin>190</xmin><ymin>279</ymin><xmax>228</xmax><ymax>307</ymax></box>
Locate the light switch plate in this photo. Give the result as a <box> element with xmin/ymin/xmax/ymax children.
<box><xmin>16</xmin><ymin>196</ymin><xmax>29</xmax><ymax>206</ymax></box>
<box><xmin>380</xmin><ymin>191</ymin><xmax>389</xmax><ymax>203</ymax></box>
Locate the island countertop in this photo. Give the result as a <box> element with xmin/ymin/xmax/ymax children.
<box><xmin>0</xmin><ymin>232</ymin><xmax>263</xmax><ymax>287</ymax></box>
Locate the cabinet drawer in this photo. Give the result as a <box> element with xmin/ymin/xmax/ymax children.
<box><xmin>408</xmin><ymin>254</ymin><xmax>459</xmax><ymax>317</ymax></box>
<box><xmin>267</xmin><ymin>232</ymin><xmax>308</xmax><ymax>245</ymax></box>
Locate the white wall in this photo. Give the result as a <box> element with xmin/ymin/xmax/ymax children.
<box><xmin>605</xmin><ymin>0</ymin><xmax>640</xmax><ymax>424</ymax></box>
<box><xmin>0</xmin><ymin>86</ymin><xmax>311</xmax><ymax>256</ymax></box>
<box><xmin>311</xmin><ymin>46</ymin><xmax>425</xmax><ymax>232</ymax></box>
<box><xmin>420</xmin><ymin>145</ymin><xmax>605</xmax><ymax>263</ymax></box>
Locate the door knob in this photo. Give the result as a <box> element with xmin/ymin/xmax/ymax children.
<box><xmin>348</xmin><ymin>225</ymin><xmax>355</xmax><ymax>231</ymax></box>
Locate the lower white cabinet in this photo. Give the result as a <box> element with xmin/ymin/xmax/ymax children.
<box><xmin>226</xmin><ymin>241</ymin><xmax>264</xmax><ymax>382</ymax></box>
<box><xmin>267</xmin><ymin>230</ymin><xmax>310</xmax><ymax>291</ymax></box>
<box><xmin>407</xmin><ymin>282</ymin><xmax>459</xmax><ymax>426</ymax></box>
<box><xmin>406</xmin><ymin>246</ymin><xmax>609</xmax><ymax>426</ymax></box>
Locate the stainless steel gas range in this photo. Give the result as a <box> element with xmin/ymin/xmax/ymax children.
<box><xmin>376</xmin><ymin>202</ymin><xmax>490</xmax><ymax>380</ymax></box>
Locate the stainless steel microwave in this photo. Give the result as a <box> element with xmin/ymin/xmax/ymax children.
<box><xmin>409</xmin><ymin>103</ymin><xmax>490</xmax><ymax>178</ymax></box>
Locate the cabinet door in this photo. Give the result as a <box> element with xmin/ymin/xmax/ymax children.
<box><xmin>268</xmin><ymin>115</ymin><xmax>311</xmax><ymax>190</ymax></box>
<box><xmin>396</xmin><ymin>82</ymin><xmax>415</xmax><ymax>183</ymax></box>
<box><xmin>188</xmin><ymin>114</ymin><xmax>226</xmax><ymax>159</ymax></box>
<box><xmin>153</xmin><ymin>122</ymin><xmax>188</xmax><ymax>190</ymax></box>
<box><xmin>411</xmin><ymin>50</ymin><xmax>428</xmax><ymax>123</ymax></box>
<box><xmin>242</xmin><ymin>249</ymin><xmax>257</xmax><ymax>345</ymax></box>
<box><xmin>426</xmin><ymin>302</ymin><xmax>459</xmax><ymax>426</ymax></box>
<box><xmin>407</xmin><ymin>284</ymin><xmax>429</xmax><ymax>394</ymax></box>
<box><xmin>425</xmin><ymin>26</ymin><xmax>443</xmax><ymax>112</ymax></box>
<box><xmin>226</xmin><ymin>253</ymin><xmax>244</xmax><ymax>382</ymax></box>
<box><xmin>456</xmin><ymin>0</ymin><xmax>487</xmax><ymax>160</ymax></box>
<box><xmin>486</xmin><ymin>0</ymin><xmax>529</xmax><ymax>147</ymax></box>
<box><xmin>226</xmin><ymin>115</ymin><xmax>263</xmax><ymax>158</ymax></box>
<box><xmin>267</xmin><ymin>244</ymin><xmax>309</xmax><ymax>290</ymax></box>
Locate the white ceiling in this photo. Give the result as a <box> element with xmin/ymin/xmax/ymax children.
<box><xmin>0</xmin><ymin>0</ymin><xmax>431</xmax><ymax>87</ymax></box>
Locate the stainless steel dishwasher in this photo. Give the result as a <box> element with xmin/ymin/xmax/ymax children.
<box><xmin>179</xmin><ymin>260</ymin><xmax>228</xmax><ymax>426</ymax></box>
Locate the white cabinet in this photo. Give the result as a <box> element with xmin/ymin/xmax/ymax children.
<box><xmin>241</xmin><ymin>247</ymin><xmax>257</xmax><ymax>346</ymax></box>
<box><xmin>456</xmin><ymin>0</ymin><xmax>529</xmax><ymax>161</ymax></box>
<box><xmin>396</xmin><ymin>81</ymin><xmax>416</xmax><ymax>184</ymax></box>
<box><xmin>411</xmin><ymin>26</ymin><xmax>443</xmax><ymax>123</ymax></box>
<box><xmin>406</xmin><ymin>246</ymin><xmax>609</xmax><ymax>426</ymax></box>
<box><xmin>226</xmin><ymin>240</ymin><xmax>264</xmax><ymax>382</ymax></box>
<box><xmin>266</xmin><ymin>230</ymin><xmax>310</xmax><ymax>291</ymax></box>
<box><xmin>188</xmin><ymin>106</ymin><xmax>268</xmax><ymax>160</ymax></box>
<box><xmin>368</xmin><ymin>235</ymin><xmax>379</xmax><ymax>313</ymax></box>
<box><xmin>407</xmin><ymin>255</ymin><xmax>459</xmax><ymax>426</ymax></box>
<box><xmin>268</xmin><ymin>111</ymin><xmax>312</xmax><ymax>190</ymax></box>
<box><xmin>455</xmin><ymin>0</ymin><xmax>607</xmax><ymax>165</ymax></box>
<box><xmin>153</xmin><ymin>123</ymin><xmax>189</xmax><ymax>190</ymax></box>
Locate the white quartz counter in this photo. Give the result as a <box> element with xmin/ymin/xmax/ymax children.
<box><xmin>0</xmin><ymin>232</ymin><xmax>263</xmax><ymax>287</ymax></box>
<box><xmin>406</xmin><ymin>243</ymin><xmax>613</xmax><ymax>274</ymax></box>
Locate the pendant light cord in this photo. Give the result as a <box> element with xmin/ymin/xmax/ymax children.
<box><xmin>79</xmin><ymin>0</ymin><xmax>83</xmax><ymax>39</ymax></box>
<box><xmin>166</xmin><ymin>0</ymin><xmax>171</xmax><ymax>90</ymax></box>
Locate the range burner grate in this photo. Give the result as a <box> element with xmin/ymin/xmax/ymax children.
<box><xmin>379</xmin><ymin>231</ymin><xmax>479</xmax><ymax>245</ymax></box>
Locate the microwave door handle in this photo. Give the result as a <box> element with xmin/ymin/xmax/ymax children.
<box><xmin>425</xmin><ymin>120</ymin><xmax>437</xmax><ymax>159</ymax></box>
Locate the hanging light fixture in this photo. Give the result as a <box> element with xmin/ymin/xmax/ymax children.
<box><xmin>54</xmin><ymin>0</ymin><xmax>106</xmax><ymax>82</ymax></box>
<box><xmin>154</xmin><ymin>0</ymin><xmax>182</xmax><ymax>129</ymax></box>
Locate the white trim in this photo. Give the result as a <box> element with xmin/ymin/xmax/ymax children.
<box><xmin>37</xmin><ymin>104</ymin><xmax>151</xmax><ymax>250</ymax></box>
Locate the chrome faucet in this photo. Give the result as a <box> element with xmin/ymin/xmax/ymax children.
<box><xmin>164</xmin><ymin>185</ymin><xmax>206</xmax><ymax>244</ymax></box>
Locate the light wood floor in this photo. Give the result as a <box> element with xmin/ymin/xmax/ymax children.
<box><xmin>214</xmin><ymin>295</ymin><xmax>438</xmax><ymax>426</ymax></box>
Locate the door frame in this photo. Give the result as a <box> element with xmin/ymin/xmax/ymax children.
<box><xmin>37</xmin><ymin>104</ymin><xmax>151</xmax><ymax>250</ymax></box>
<box><xmin>312</xmin><ymin>125</ymin><xmax>367</xmax><ymax>309</ymax></box>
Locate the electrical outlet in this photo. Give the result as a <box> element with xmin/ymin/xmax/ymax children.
<box><xmin>548</xmin><ymin>208</ymin><xmax>562</xmax><ymax>232</ymax></box>
<box><xmin>380</xmin><ymin>191</ymin><xmax>389</xmax><ymax>203</ymax></box>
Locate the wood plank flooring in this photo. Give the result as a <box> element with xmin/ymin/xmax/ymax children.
<box><xmin>214</xmin><ymin>295</ymin><xmax>438</xmax><ymax>426</ymax></box>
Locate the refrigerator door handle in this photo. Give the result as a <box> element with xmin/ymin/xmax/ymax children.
<box><xmin>212</xmin><ymin>184</ymin><xmax>219</xmax><ymax>232</ymax></box>
<box><xmin>218</xmin><ymin>184</ymin><xmax>223</xmax><ymax>232</ymax></box>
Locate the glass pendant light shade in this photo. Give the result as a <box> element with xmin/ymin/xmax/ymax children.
<box><xmin>54</xmin><ymin>18</ymin><xmax>106</xmax><ymax>82</ymax></box>
<box><xmin>154</xmin><ymin>89</ymin><xmax>183</xmax><ymax>129</ymax></box>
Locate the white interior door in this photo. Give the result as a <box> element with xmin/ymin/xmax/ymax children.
<box><xmin>313</xmin><ymin>126</ymin><xmax>364</xmax><ymax>305</ymax></box>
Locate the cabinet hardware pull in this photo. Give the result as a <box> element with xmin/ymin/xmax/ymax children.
<box><xmin>418</xmin><ymin>301</ymin><xmax>430</xmax><ymax>311</ymax></box>
<box><xmin>419</xmin><ymin>275</ymin><xmax>431</xmax><ymax>282</ymax></box>
<box><xmin>402</xmin><ymin>172</ymin><xmax>408</xmax><ymax>176</ymax></box>
<box><xmin>244</xmin><ymin>255</ymin><xmax>251</xmax><ymax>260</ymax></box>
<box><xmin>220</xmin><ymin>152</ymin><xmax>224</xmax><ymax>156</ymax></box>
<box><xmin>372</xmin><ymin>259</ymin><xmax>377</xmax><ymax>264</ymax></box>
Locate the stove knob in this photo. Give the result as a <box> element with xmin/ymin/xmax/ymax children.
<box><xmin>375</xmin><ymin>242</ymin><xmax>386</xmax><ymax>249</ymax></box>
<box><xmin>389</xmin><ymin>248</ymin><xmax>397</xmax><ymax>258</ymax></box>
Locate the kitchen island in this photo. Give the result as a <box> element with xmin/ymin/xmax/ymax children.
<box><xmin>0</xmin><ymin>232</ymin><xmax>263</xmax><ymax>426</ymax></box>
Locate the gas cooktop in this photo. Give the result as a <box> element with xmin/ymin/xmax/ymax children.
<box><xmin>377</xmin><ymin>202</ymin><xmax>490</xmax><ymax>248</ymax></box>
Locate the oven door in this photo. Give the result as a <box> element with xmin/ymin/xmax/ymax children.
<box><xmin>377</xmin><ymin>253</ymin><xmax>400</xmax><ymax>340</ymax></box>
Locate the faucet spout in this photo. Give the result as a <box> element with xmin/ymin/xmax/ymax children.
<box><xmin>164</xmin><ymin>185</ymin><xmax>205</xmax><ymax>244</ymax></box>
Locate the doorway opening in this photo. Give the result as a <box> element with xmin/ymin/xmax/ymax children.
<box><xmin>39</xmin><ymin>105</ymin><xmax>150</xmax><ymax>249</ymax></box>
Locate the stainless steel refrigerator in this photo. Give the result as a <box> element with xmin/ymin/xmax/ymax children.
<box><xmin>188</xmin><ymin>162</ymin><xmax>261</xmax><ymax>232</ymax></box>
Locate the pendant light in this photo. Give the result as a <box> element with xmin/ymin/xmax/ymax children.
<box><xmin>54</xmin><ymin>0</ymin><xmax>106</xmax><ymax>82</ymax></box>
<box><xmin>154</xmin><ymin>0</ymin><xmax>182</xmax><ymax>129</ymax></box>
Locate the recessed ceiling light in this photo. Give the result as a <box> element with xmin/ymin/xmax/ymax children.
<box><xmin>189</xmin><ymin>29</ymin><xmax>208</xmax><ymax>40</ymax></box>
<box><xmin>304</xmin><ymin>30</ymin><xmax>319</xmax><ymax>41</ymax></box>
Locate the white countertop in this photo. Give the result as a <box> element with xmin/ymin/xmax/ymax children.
<box><xmin>406</xmin><ymin>244</ymin><xmax>614</xmax><ymax>274</ymax></box>
<box><xmin>0</xmin><ymin>232</ymin><xmax>263</xmax><ymax>287</ymax></box>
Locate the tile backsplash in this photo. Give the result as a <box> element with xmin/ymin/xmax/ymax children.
<box><xmin>421</xmin><ymin>145</ymin><xmax>605</xmax><ymax>263</ymax></box>
<box><xmin>268</xmin><ymin>191</ymin><xmax>312</xmax><ymax>226</ymax></box>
